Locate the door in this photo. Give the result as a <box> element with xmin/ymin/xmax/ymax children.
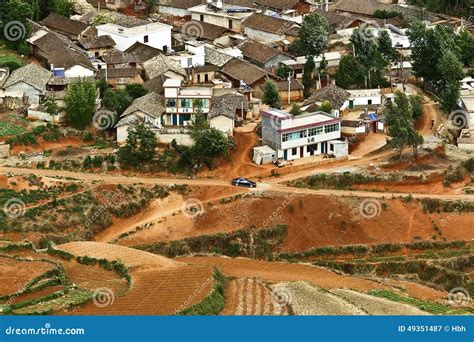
<box><xmin>322</xmin><ymin>142</ymin><xmax>327</xmax><ymax>154</ymax></box>
<box><xmin>283</xmin><ymin>150</ymin><xmax>288</xmax><ymax>160</ymax></box>
<box><xmin>172</xmin><ymin>115</ymin><xmax>178</xmax><ymax>126</ymax></box>
<box><xmin>300</xmin><ymin>146</ymin><xmax>304</xmax><ymax>158</ymax></box>
<box><xmin>349</xmin><ymin>100</ymin><xmax>354</xmax><ymax>109</ymax></box>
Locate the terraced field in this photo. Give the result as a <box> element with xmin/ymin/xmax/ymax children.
<box><xmin>222</xmin><ymin>278</ymin><xmax>288</xmax><ymax>315</ymax></box>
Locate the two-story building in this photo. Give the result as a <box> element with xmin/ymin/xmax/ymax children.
<box><xmin>163</xmin><ymin>79</ymin><xmax>213</xmax><ymax>126</ymax></box>
<box><xmin>261</xmin><ymin>109</ymin><xmax>348</xmax><ymax>161</ymax></box>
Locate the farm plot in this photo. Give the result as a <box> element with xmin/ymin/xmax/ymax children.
<box><xmin>270</xmin><ymin>282</ymin><xmax>366</xmax><ymax>315</ymax></box>
<box><xmin>331</xmin><ymin>289</ymin><xmax>429</xmax><ymax>315</ymax></box>
<box><xmin>222</xmin><ymin>278</ymin><xmax>288</xmax><ymax>316</ymax></box>
<box><xmin>0</xmin><ymin>257</ymin><xmax>56</xmax><ymax>297</ymax></box>
<box><xmin>58</xmin><ymin>242</ymin><xmax>215</xmax><ymax>315</ymax></box>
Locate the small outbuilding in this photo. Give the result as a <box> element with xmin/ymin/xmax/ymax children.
<box><xmin>253</xmin><ymin>145</ymin><xmax>276</xmax><ymax>165</ymax></box>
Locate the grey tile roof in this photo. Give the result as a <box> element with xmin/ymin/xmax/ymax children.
<box><xmin>4</xmin><ymin>64</ymin><xmax>52</xmax><ymax>91</ymax></box>
<box><xmin>41</xmin><ymin>13</ymin><xmax>88</xmax><ymax>37</ymax></box>
<box><xmin>243</xmin><ymin>13</ymin><xmax>297</xmax><ymax>35</ymax></box>
<box><xmin>220</xmin><ymin>58</ymin><xmax>268</xmax><ymax>86</ymax></box>
<box><xmin>208</xmin><ymin>93</ymin><xmax>248</xmax><ymax>119</ymax></box>
<box><xmin>121</xmin><ymin>92</ymin><xmax>164</xmax><ymax>118</ymax></box>
<box><xmin>204</xmin><ymin>45</ymin><xmax>234</xmax><ymax>67</ymax></box>
<box><xmin>143</xmin><ymin>54</ymin><xmax>186</xmax><ymax>79</ymax></box>
<box><xmin>303</xmin><ymin>85</ymin><xmax>350</xmax><ymax>109</ymax></box>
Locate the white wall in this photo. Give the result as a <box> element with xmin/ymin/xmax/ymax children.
<box><xmin>98</xmin><ymin>26</ymin><xmax>172</xmax><ymax>52</ymax></box>
<box><xmin>244</xmin><ymin>27</ymin><xmax>283</xmax><ymax>44</ymax></box>
<box><xmin>5</xmin><ymin>83</ymin><xmax>41</xmax><ymax>105</ymax></box>
<box><xmin>65</xmin><ymin>65</ymin><xmax>95</xmax><ymax>78</ymax></box>
<box><xmin>210</xmin><ymin>115</ymin><xmax>234</xmax><ymax>136</ymax></box>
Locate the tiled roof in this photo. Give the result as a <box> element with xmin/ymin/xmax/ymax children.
<box><xmin>183</xmin><ymin>20</ymin><xmax>229</xmax><ymax>41</ymax></box>
<box><xmin>240</xmin><ymin>40</ymin><xmax>287</xmax><ymax>64</ymax></box>
<box><xmin>208</xmin><ymin>93</ymin><xmax>248</xmax><ymax>119</ymax></box>
<box><xmin>220</xmin><ymin>58</ymin><xmax>268</xmax><ymax>86</ymax></box>
<box><xmin>41</xmin><ymin>14</ymin><xmax>88</xmax><ymax>36</ymax></box>
<box><xmin>156</xmin><ymin>0</ymin><xmax>204</xmax><ymax>9</ymax></box>
<box><xmin>204</xmin><ymin>45</ymin><xmax>234</xmax><ymax>67</ymax></box>
<box><xmin>78</xmin><ymin>34</ymin><xmax>115</xmax><ymax>49</ymax></box>
<box><xmin>32</xmin><ymin>32</ymin><xmax>95</xmax><ymax>71</ymax></box>
<box><xmin>121</xmin><ymin>92</ymin><xmax>164</xmax><ymax>118</ymax></box>
<box><xmin>243</xmin><ymin>13</ymin><xmax>296</xmax><ymax>35</ymax></box>
<box><xmin>303</xmin><ymin>85</ymin><xmax>350</xmax><ymax>109</ymax></box>
<box><xmin>274</xmin><ymin>79</ymin><xmax>304</xmax><ymax>92</ymax></box>
<box><xmin>4</xmin><ymin>64</ymin><xmax>52</xmax><ymax>91</ymax></box>
<box><xmin>124</xmin><ymin>42</ymin><xmax>163</xmax><ymax>63</ymax></box>
<box><xmin>97</xmin><ymin>68</ymin><xmax>137</xmax><ymax>79</ymax></box>
<box><xmin>254</xmin><ymin>0</ymin><xmax>299</xmax><ymax>10</ymax></box>
<box><xmin>143</xmin><ymin>54</ymin><xmax>186</xmax><ymax>79</ymax></box>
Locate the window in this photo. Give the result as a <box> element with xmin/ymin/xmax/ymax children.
<box><xmin>308</xmin><ymin>126</ymin><xmax>324</xmax><ymax>136</ymax></box>
<box><xmin>201</xmin><ymin>99</ymin><xmax>209</xmax><ymax>108</ymax></box>
<box><xmin>204</xmin><ymin>73</ymin><xmax>209</xmax><ymax>82</ymax></box>
<box><xmin>197</xmin><ymin>74</ymin><xmax>201</xmax><ymax>83</ymax></box>
<box><xmin>325</xmin><ymin>123</ymin><xmax>340</xmax><ymax>133</ymax></box>
<box><xmin>95</xmin><ymin>51</ymin><xmax>100</xmax><ymax>58</ymax></box>
<box><xmin>187</xmin><ymin>58</ymin><xmax>193</xmax><ymax>67</ymax></box>
<box><xmin>144</xmin><ymin>35</ymin><xmax>149</xmax><ymax>43</ymax></box>
<box><xmin>228</xmin><ymin>20</ymin><xmax>233</xmax><ymax>30</ymax></box>
<box><xmin>282</xmin><ymin>130</ymin><xmax>306</xmax><ymax>142</ymax></box>
<box><xmin>330</xmin><ymin>144</ymin><xmax>334</xmax><ymax>152</ymax></box>
<box><xmin>166</xmin><ymin>99</ymin><xmax>176</xmax><ymax>108</ymax></box>
<box><xmin>180</xmin><ymin>99</ymin><xmax>192</xmax><ymax>108</ymax></box>
<box><xmin>200</xmin><ymin>14</ymin><xmax>204</xmax><ymax>22</ymax></box>
<box><xmin>292</xmin><ymin>148</ymin><xmax>297</xmax><ymax>156</ymax></box>
<box><xmin>368</xmin><ymin>99</ymin><xmax>372</xmax><ymax>105</ymax></box>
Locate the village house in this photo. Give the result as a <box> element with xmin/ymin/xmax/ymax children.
<box><xmin>189</xmin><ymin>65</ymin><xmax>219</xmax><ymax>85</ymax></box>
<box><xmin>219</xmin><ymin>58</ymin><xmax>269</xmax><ymax>90</ymax></box>
<box><xmin>168</xmin><ymin>41</ymin><xmax>206</xmax><ymax>69</ymax></box>
<box><xmin>189</xmin><ymin>0</ymin><xmax>256</xmax><ymax>33</ymax></box>
<box><xmin>97</xmin><ymin>68</ymin><xmax>143</xmax><ymax>89</ymax></box>
<box><xmin>254</xmin><ymin>0</ymin><xmax>311</xmax><ymax>15</ymax></box>
<box><xmin>78</xmin><ymin>33</ymin><xmax>116</xmax><ymax>58</ymax></box>
<box><xmin>239</xmin><ymin>40</ymin><xmax>292</xmax><ymax>70</ymax></box>
<box><xmin>116</xmin><ymin>92</ymin><xmax>164</xmax><ymax>143</ymax></box>
<box><xmin>260</xmin><ymin>108</ymin><xmax>348</xmax><ymax>161</ymax></box>
<box><xmin>242</xmin><ymin>13</ymin><xmax>300</xmax><ymax>44</ymax></box>
<box><xmin>41</xmin><ymin>14</ymin><xmax>89</xmax><ymax>41</ymax></box>
<box><xmin>154</xmin><ymin>0</ymin><xmax>205</xmax><ymax>17</ymax></box>
<box><xmin>274</xmin><ymin>79</ymin><xmax>304</xmax><ymax>104</ymax></box>
<box><xmin>2</xmin><ymin>64</ymin><xmax>52</xmax><ymax>106</ymax></box>
<box><xmin>180</xmin><ymin>20</ymin><xmax>229</xmax><ymax>44</ymax></box>
<box><xmin>143</xmin><ymin>54</ymin><xmax>187</xmax><ymax>81</ymax></box>
<box><xmin>280</xmin><ymin>52</ymin><xmax>341</xmax><ymax>79</ymax></box>
<box><xmin>208</xmin><ymin>92</ymin><xmax>249</xmax><ymax>136</ymax></box>
<box><xmin>86</xmin><ymin>0</ymin><xmax>133</xmax><ymax>11</ymax></box>
<box><xmin>163</xmin><ymin>79</ymin><xmax>213</xmax><ymax>126</ymax></box>
<box><xmin>29</xmin><ymin>31</ymin><xmax>96</xmax><ymax>78</ymax></box>
<box><xmin>302</xmin><ymin>84</ymin><xmax>351</xmax><ymax>116</ymax></box>
<box><xmin>97</xmin><ymin>15</ymin><xmax>172</xmax><ymax>52</ymax></box>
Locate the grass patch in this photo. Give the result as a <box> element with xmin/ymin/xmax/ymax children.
<box><xmin>368</xmin><ymin>289</ymin><xmax>472</xmax><ymax>315</ymax></box>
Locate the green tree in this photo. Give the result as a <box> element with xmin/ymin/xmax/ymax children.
<box><xmin>276</xmin><ymin>65</ymin><xmax>291</xmax><ymax>79</ymax></box>
<box><xmin>0</xmin><ymin>55</ymin><xmax>23</xmax><ymax>71</ymax></box>
<box><xmin>103</xmin><ymin>88</ymin><xmax>132</xmax><ymax>115</ymax></box>
<box><xmin>456</xmin><ymin>30</ymin><xmax>474</xmax><ymax>66</ymax></box>
<box><xmin>302</xmin><ymin>57</ymin><xmax>315</xmax><ymax>97</ymax></box>
<box><xmin>190</xmin><ymin>99</ymin><xmax>209</xmax><ymax>139</ymax></box>
<box><xmin>48</xmin><ymin>0</ymin><xmax>73</xmax><ymax>17</ymax></box>
<box><xmin>334</xmin><ymin>55</ymin><xmax>364</xmax><ymax>89</ymax></box>
<box><xmin>118</xmin><ymin>124</ymin><xmax>158</xmax><ymax>167</ymax></box>
<box><xmin>407</xmin><ymin>19</ymin><xmax>458</xmax><ymax>89</ymax></box>
<box><xmin>65</xmin><ymin>80</ymin><xmax>97</xmax><ymax>129</ymax></box>
<box><xmin>1</xmin><ymin>0</ymin><xmax>32</xmax><ymax>54</ymax></box>
<box><xmin>410</xmin><ymin>94</ymin><xmax>424</xmax><ymax>121</ymax></box>
<box><xmin>125</xmin><ymin>83</ymin><xmax>148</xmax><ymax>99</ymax></box>
<box><xmin>438</xmin><ymin>50</ymin><xmax>463</xmax><ymax>112</ymax></box>
<box><xmin>191</xmin><ymin>128</ymin><xmax>232</xmax><ymax>169</ymax></box>
<box><xmin>43</xmin><ymin>96</ymin><xmax>59</xmax><ymax>117</ymax></box>
<box><xmin>384</xmin><ymin>92</ymin><xmax>423</xmax><ymax>160</ymax></box>
<box><xmin>290</xmin><ymin>103</ymin><xmax>301</xmax><ymax>116</ymax></box>
<box><xmin>319</xmin><ymin>101</ymin><xmax>332</xmax><ymax>114</ymax></box>
<box><xmin>262</xmin><ymin>81</ymin><xmax>280</xmax><ymax>109</ymax></box>
<box><xmin>291</xmin><ymin>12</ymin><xmax>329</xmax><ymax>57</ymax></box>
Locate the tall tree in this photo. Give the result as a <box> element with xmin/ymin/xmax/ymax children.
<box><xmin>334</xmin><ymin>55</ymin><xmax>365</xmax><ymax>89</ymax></box>
<box><xmin>456</xmin><ymin>29</ymin><xmax>474</xmax><ymax>67</ymax></box>
<box><xmin>291</xmin><ymin>12</ymin><xmax>329</xmax><ymax>57</ymax></box>
<box><xmin>262</xmin><ymin>81</ymin><xmax>281</xmax><ymax>109</ymax></box>
<box><xmin>438</xmin><ymin>50</ymin><xmax>463</xmax><ymax>112</ymax></box>
<box><xmin>384</xmin><ymin>92</ymin><xmax>423</xmax><ymax>160</ymax></box>
<box><xmin>1</xmin><ymin>0</ymin><xmax>32</xmax><ymax>54</ymax></box>
<box><xmin>302</xmin><ymin>57</ymin><xmax>315</xmax><ymax>97</ymax></box>
<box><xmin>118</xmin><ymin>124</ymin><xmax>158</xmax><ymax>168</ymax></box>
<box><xmin>65</xmin><ymin>80</ymin><xmax>97</xmax><ymax>129</ymax></box>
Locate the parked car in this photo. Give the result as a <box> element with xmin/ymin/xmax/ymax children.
<box><xmin>231</xmin><ymin>178</ymin><xmax>257</xmax><ymax>188</ymax></box>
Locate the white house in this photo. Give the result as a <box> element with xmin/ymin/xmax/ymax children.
<box><xmin>169</xmin><ymin>41</ymin><xmax>206</xmax><ymax>69</ymax></box>
<box><xmin>261</xmin><ymin>109</ymin><xmax>348</xmax><ymax>161</ymax></box>
<box><xmin>97</xmin><ymin>20</ymin><xmax>172</xmax><ymax>52</ymax></box>
<box><xmin>341</xmin><ymin>89</ymin><xmax>383</xmax><ymax>110</ymax></box>
<box><xmin>163</xmin><ymin>79</ymin><xmax>213</xmax><ymax>126</ymax></box>
<box><xmin>3</xmin><ymin>64</ymin><xmax>52</xmax><ymax>105</ymax></box>
<box><xmin>189</xmin><ymin>1</ymin><xmax>256</xmax><ymax>32</ymax></box>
